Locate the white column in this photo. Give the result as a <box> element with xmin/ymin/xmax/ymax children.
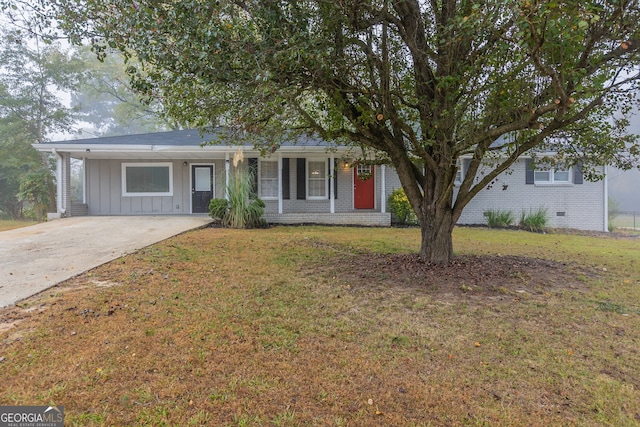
<box><xmin>329</xmin><ymin>154</ymin><xmax>335</xmax><ymax>213</ymax></box>
<box><xmin>603</xmin><ymin>164</ymin><xmax>609</xmax><ymax>232</ymax></box>
<box><xmin>278</xmin><ymin>154</ymin><xmax>283</xmax><ymax>214</ymax></box>
<box><xmin>381</xmin><ymin>164</ymin><xmax>387</xmax><ymax>213</ymax></box>
<box><xmin>225</xmin><ymin>153</ymin><xmax>230</xmax><ymax>200</ymax></box>
<box><xmin>53</xmin><ymin>149</ymin><xmax>62</xmax><ymax>213</ymax></box>
<box><xmin>61</xmin><ymin>152</ymin><xmax>71</xmax><ymax>213</ymax></box>
<box><xmin>82</xmin><ymin>157</ymin><xmax>87</xmax><ymax>204</ymax></box>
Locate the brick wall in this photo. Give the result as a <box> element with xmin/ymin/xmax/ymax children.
<box><xmin>454</xmin><ymin>159</ymin><xmax>605</xmax><ymax>231</ymax></box>
<box><xmin>371</xmin><ymin>159</ymin><xmax>606</xmax><ymax>232</ymax></box>
<box><xmin>264</xmin><ymin>212</ymin><xmax>391</xmax><ymax>226</ymax></box>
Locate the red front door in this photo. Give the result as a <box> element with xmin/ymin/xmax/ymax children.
<box><xmin>354</xmin><ymin>165</ymin><xmax>375</xmax><ymax>209</ymax></box>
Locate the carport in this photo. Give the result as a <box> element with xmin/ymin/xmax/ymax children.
<box><xmin>0</xmin><ymin>216</ymin><xmax>212</xmax><ymax>308</ymax></box>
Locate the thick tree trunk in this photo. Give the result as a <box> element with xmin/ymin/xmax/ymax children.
<box><xmin>419</xmin><ymin>205</ymin><xmax>455</xmax><ymax>264</ymax></box>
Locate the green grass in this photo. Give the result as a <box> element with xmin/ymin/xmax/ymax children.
<box><xmin>610</xmin><ymin>213</ymin><xmax>640</xmax><ymax>230</ymax></box>
<box><xmin>0</xmin><ymin>219</ymin><xmax>39</xmax><ymax>231</ymax></box>
<box><xmin>1</xmin><ymin>226</ymin><xmax>639</xmax><ymax>426</ymax></box>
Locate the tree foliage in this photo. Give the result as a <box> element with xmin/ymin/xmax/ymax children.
<box><xmin>72</xmin><ymin>47</ymin><xmax>176</xmax><ymax>136</ymax></box>
<box><xmin>0</xmin><ymin>125</ymin><xmax>40</xmax><ymax>218</ymax></box>
<box><xmin>0</xmin><ymin>6</ymin><xmax>85</xmax><ymax>219</ymax></box>
<box><xmin>45</xmin><ymin>0</ymin><xmax>640</xmax><ymax>262</ymax></box>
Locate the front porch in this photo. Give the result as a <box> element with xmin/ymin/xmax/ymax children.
<box><xmin>36</xmin><ymin>130</ymin><xmax>400</xmax><ymax>224</ymax></box>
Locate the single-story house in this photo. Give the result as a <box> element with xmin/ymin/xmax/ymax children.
<box><xmin>34</xmin><ymin>129</ymin><xmax>609</xmax><ymax>231</ymax></box>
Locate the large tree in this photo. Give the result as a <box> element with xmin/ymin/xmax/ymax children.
<box><xmin>51</xmin><ymin>0</ymin><xmax>640</xmax><ymax>262</ymax></box>
<box><xmin>72</xmin><ymin>47</ymin><xmax>177</xmax><ymax>136</ymax></box>
<box><xmin>0</xmin><ymin>4</ymin><xmax>85</xmax><ymax>219</ymax></box>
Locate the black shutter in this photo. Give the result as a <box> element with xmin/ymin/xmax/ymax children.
<box><xmin>282</xmin><ymin>158</ymin><xmax>290</xmax><ymax>199</ymax></box>
<box><xmin>248</xmin><ymin>158</ymin><xmax>258</xmax><ymax>194</ymax></box>
<box><xmin>329</xmin><ymin>158</ymin><xmax>338</xmax><ymax>199</ymax></box>
<box><xmin>525</xmin><ymin>158</ymin><xmax>534</xmax><ymax>184</ymax></box>
<box><xmin>297</xmin><ymin>158</ymin><xmax>306</xmax><ymax>199</ymax></box>
<box><xmin>574</xmin><ymin>161</ymin><xmax>584</xmax><ymax>184</ymax></box>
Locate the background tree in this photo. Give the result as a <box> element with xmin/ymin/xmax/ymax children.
<box><xmin>73</xmin><ymin>47</ymin><xmax>176</xmax><ymax>136</ymax></box>
<box><xmin>0</xmin><ymin>124</ymin><xmax>43</xmax><ymax>218</ymax></box>
<box><xmin>0</xmin><ymin>3</ymin><xmax>84</xmax><ymax>219</ymax></box>
<box><xmin>53</xmin><ymin>0</ymin><xmax>640</xmax><ymax>262</ymax></box>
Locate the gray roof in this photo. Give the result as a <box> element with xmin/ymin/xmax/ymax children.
<box><xmin>48</xmin><ymin>129</ymin><xmax>330</xmax><ymax>147</ymax></box>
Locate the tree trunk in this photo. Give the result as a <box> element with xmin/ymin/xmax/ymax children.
<box><xmin>419</xmin><ymin>205</ymin><xmax>455</xmax><ymax>264</ymax></box>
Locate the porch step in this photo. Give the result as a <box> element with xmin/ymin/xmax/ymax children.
<box><xmin>264</xmin><ymin>212</ymin><xmax>391</xmax><ymax>227</ymax></box>
<box><xmin>70</xmin><ymin>203</ymin><xmax>88</xmax><ymax>216</ymax></box>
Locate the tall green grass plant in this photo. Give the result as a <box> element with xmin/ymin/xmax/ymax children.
<box><xmin>208</xmin><ymin>149</ymin><xmax>265</xmax><ymax>229</ymax></box>
<box><xmin>520</xmin><ymin>208</ymin><xmax>548</xmax><ymax>232</ymax></box>
<box><xmin>485</xmin><ymin>209</ymin><xmax>515</xmax><ymax>228</ymax></box>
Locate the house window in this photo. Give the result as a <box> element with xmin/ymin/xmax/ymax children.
<box><xmin>260</xmin><ymin>160</ymin><xmax>278</xmax><ymax>199</ymax></box>
<box><xmin>356</xmin><ymin>164</ymin><xmax>373</xmax><ymax>179</ymax></box>
<box><xmin>307</xmin><ymin>159</ymin><xmax>328</xmax><ymax>199</ymax></box>
<box><xmin>535</xmin><ymin>168</ymin><xmax>570</xmax><ymax>184</ymax></box>
<box><xmin>122</xmin><ymin>163</ymin><xmax>173</xmax><ymax>196</ymax></box>
<box><xmin>455</xmin><ymin>160</ymin><xmax>462</xmax><ymax>184</ymax></box>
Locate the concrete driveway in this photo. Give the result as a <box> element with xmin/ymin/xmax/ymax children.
<box><xmin>0</xmin><ymin>216</ymin><xmax>212</xmax><ymax>308</ymax></box>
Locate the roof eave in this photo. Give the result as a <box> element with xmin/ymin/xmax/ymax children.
<box><xmin>33</xmin><ymin>143</ymin><xmax>353</xmax><ymax>155</ymax></box>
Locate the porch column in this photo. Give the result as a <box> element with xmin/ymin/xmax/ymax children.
<box><xmin>54</xmin><ymin>150</ymin><xmax>71</xmax><ymax>215</ymax></box>
<box><xmin>329</xmin><ymin>153</ymin><xmax>335</xmax><ymax>214</ymax></box>
<box><xmin>62</xmin><ymin>153</ymin><xmax>71</xmax><ymax>214</ymax></box>
<box><xmin>380</xmin><ymin>164</ymin><xmax>387</xmax><ymax>213</ymax></box>
<box><xmin>603</xmin><ymin>164</ymin><xmax>608</xmax><ymax>232</ymax></box>
<box><xmin>82</xmin><ymin>157</ymin><xmax>87</xmax><ymax>204</ymax></box>
<box><xmin>55</xmin><ymin>149</ymin><xmax>62</xmax><ymax>213</ymax></box>
<box><xmin>225</xmin><ymin>152</ymin><xmax>230</xmax><ymax>200</ymax></box>
<box><xmin>278</xmin><ymin>154</ymin><xmax>283</xmax><ymax>214</ymax></box>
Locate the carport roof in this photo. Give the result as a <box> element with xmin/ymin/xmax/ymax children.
<box><xmin>33</xmin><ymin>129</ymin><xmax>351</xmax><ymax>160</ymax></box>
<box><xmin>43</xmin><ymin>128</ymin><xmax>330</xmax><ymax>147</ymax></box>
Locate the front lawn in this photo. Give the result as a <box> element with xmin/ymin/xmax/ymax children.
<box><xmin>1</xmin><ymin>226</ymin><xmax>638</xmax><ymax>426</ymax></box>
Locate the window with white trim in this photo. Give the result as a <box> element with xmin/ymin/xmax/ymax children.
<box><xmin>534</xmin><ymin>167</ymin><xmax>570</xmax><ymax>184</ymax></box>
<box><xmin>307</xmin><ymin>159</ymin><xmax>328</xmax><ymax>199</ymax></box>
<box><xmin>259</xmin><ymin>160</ymin><xmax>278</xmax><ymax>199</ymax></box>
<box><xmin>122</xmin><ymin>163</ymin><xmax>173</xmax><ymax>196</ymax></box>
<box><xmin>356</xmin><ymin>164</ymin><xmax>373</xmax><ymax>180</ymax></box>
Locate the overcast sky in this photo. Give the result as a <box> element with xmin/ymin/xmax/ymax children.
<box><xmin>608</xmin><ymin>106</ymin><xmax>640</xmax><ymax>212</ymax></box>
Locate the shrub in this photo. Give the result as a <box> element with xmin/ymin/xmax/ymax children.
<box><xmin>387</xmin><ymin>188</ymin><xmax>417</xmax><ymax>225</ymax></box>
<box><xmin>225</xmin><ymin>167</ymin><xmax>265</xmax><ymax>229</ymax></box>
<box><xmin>485</xmin><ymin>209</ymin><xmax>515</xmax><ymax>228</ymax></box>
<box><xmin>520</xmin><ymin>208</ymin><xmax>548</xmax><ymax>232</ymax></box>
<box><xmin>210</xmin><ymin>149</ymin><xmax>266</xmax><ymax>229</ymax></box>
<box><xmin>208</xmin><ymin>198</ymin><xmax>228</xmax><ymax>220</ymax></box>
